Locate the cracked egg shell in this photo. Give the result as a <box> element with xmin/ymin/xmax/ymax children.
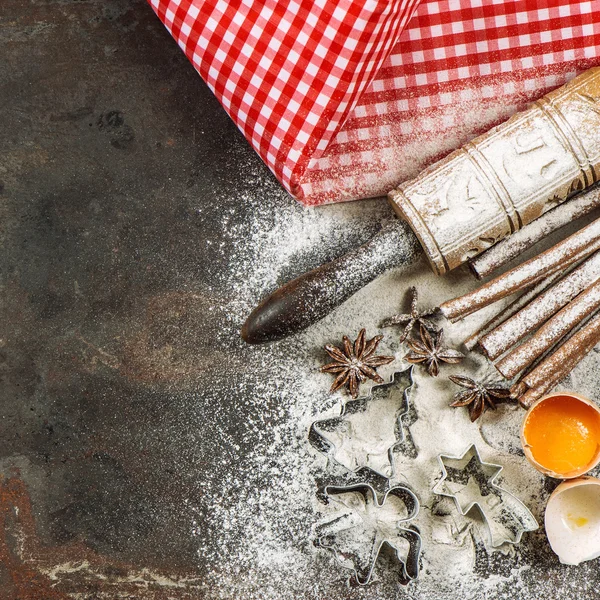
<box><xmin>545</xmin><ymin>477</ymin><xmax>600</xmax><ymax>565</ymax></box>
<box><xmin>521</xmin><ymin>392</ymin><xmax>600</xmax><ymax>479</ymax></box>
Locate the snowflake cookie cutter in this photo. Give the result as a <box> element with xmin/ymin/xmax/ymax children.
<box><xmin>315</xmin><ymin>482</ymin><xmax>422</xmax><ymax>585</ymax></box>
<box><xmin>433</xmin><ymin>444</ymin><xmax>538</xmax><ymax>548</ymax></box>
<box><xmin>309</xmin><ymin>368</ymin><xmax>416</xmax><ymax>478</ymax></box>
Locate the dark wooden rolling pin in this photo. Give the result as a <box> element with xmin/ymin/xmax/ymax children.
<box><xmin>242</xmin><ymin>69</ymin><xmax>600</xmax><ymax>344</ymax></box>
<box><xmin>241</xmin><ymin>219</ymin><xmax>420</xmax><ymax>343</ymax></box>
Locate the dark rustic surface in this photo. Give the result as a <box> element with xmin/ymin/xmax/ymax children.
<box><xmin>2</xmin><ymin>0</ymin><xmax>402</xmax><ymax>595</ymax></box>
<box><xmin>1</xmin><ymin>1</ymin><xmax>384</xmax><ymax>596</ymax></box>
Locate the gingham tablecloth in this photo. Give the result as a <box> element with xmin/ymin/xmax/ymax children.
<box><xmin>149</xmin><ymin>0</ymin><xmax>600</xmax><ymax>206</ymax></box>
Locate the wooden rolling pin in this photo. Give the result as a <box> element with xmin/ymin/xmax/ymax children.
<box><xmin>242</xmin><ymin>68</ymin><xmax>600</xmax><ymax>344</ymax></box>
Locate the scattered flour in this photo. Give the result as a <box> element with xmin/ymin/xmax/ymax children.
<box><xmin>188</xmin><ymin>158</ymin><xmax>600</xmax><ymax>599</ymax></box>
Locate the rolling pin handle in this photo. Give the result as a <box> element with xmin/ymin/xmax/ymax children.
<box><xmin>241</xmin><ymin>220</ymin><xmax>419</xmax><ymax>344</ymax></box>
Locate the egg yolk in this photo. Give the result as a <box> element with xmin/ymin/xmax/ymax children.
<box><xmin>523</xmin><ymin>395</ymin><xmax>600</xmax><ymax>476</ymax></box>
<box><xmin>566</xmin><ymin>514</ymin><xmax>589</xmax><ymax>528</ymax></box>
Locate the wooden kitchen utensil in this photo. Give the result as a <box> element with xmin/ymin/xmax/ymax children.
<box><xmin>243</xmin><ymin>68</ymin><xmax>600</xmax><ymax>344</ymax></box>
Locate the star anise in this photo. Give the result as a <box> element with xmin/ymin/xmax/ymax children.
<box><xmin>449</xmin><ymin>375</ymin><xmax>512</xmax><ymax>422</ymax></box>
<box><xmin>404</xmin><ymin>325</ymin><xmax>464</xmax><ymax>377</ymax></box>
<box><xmin>321</xmin><ymin>328</ymin><xmax>394</xmax><ymax>398</ymax></box>
<box><xmin>381</xmin><ymin>287</ymin><xmax>438</xmax><ymax>343</ymax></box>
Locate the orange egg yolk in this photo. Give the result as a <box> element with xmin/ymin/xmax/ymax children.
<box><xmin>523</xmin><ymin>396</ymin><xmax>600</xmax><ymax>476</ymax></box>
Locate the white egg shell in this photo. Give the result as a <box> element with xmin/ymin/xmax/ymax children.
<box><xmin>545</xmin><ymin>477</ymin><xmax>600</xmax><ymax>565</ymax></box>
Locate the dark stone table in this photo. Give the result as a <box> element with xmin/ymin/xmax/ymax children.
<box><xmin>3</xmin><ymin>2</ymin><xmax>599</xmax><ymax>599</ymax></box>
<box><xmin>1</xmin><ymin>1</ymin><xmax>387</xmax><ymax>597</ymax></box>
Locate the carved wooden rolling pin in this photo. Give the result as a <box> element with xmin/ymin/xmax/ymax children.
<box><xmin>243</xmin><ymin>68</ymin><xmax>600</xmax><ymax>343</ymax></box>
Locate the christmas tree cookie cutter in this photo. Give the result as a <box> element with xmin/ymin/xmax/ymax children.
<box><xmin>433</xmin><ymin>444</ymin><xmax>538</xmax><ymax>548</ymax></box>
<box><xmin>309</xmin><ymin>368</ymin><xmax>416</xmax><ymax>478</ymax></box>
<box><xmin>315</xmin><ymin>482</ymin><xmax>422</xmax><ymax>585</ymax></box>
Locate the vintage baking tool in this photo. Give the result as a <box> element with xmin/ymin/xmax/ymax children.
<box><xmin>545</xmin><ymin>476</ymin><xmax>600</xmax><ymax>565</ymax></box>
<box><xmin>315</xmin><ymin>483</ymin><xmax>422</xmax><ymax>585</ymax></box>
<box><xmin>521</xmin><ymin>392</ymin><xmax>600</xmax><ymax>479</ymax></box>
<box><xmin>243</xmin><ymin>68</ymin><xmax>600</xmax><ymax>344</ymax></box>
<box><xmin>310</xmin><ymin>369</ymin><xmax>416</xmax><ymax>477</ymax></box>
<box><xmin>241</xmin><ymin>218</ymin><xmax>421</xmax><ymax>344</ymax></box>
<box><xmin>433</xmin><ymin>445</ymin><xmax>538</xmax><ymax>548</ymax></box>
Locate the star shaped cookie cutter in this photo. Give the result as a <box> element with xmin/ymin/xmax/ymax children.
<box><xmin>433</xmin><ymin>444</ymin><xmax>538</xmax><ymax>548</ymax></box>
<box><xmin>315</xmin><ymin>482</ymin><xmax>422</xmax><ymax>585</ymax></box>
<box><xmin>309</xmin><ymin>368</ymin><xmax>416</xmax><ymax>478</ymax></box>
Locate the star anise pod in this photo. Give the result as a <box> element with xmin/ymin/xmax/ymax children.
<box><xmin>404</xmin><ymin>325</ymin><xmax>464</xmax><ymax>377</ymax></box>
<box><xmin>321</xmin><ymin>328</ymin><xmax>394</xmax><ymax>398</ymax></box>
<box><xmin>449</xmin><ymin>375</ymin><xmax>512</xmax><ymax>422</ymax></box>
<box><xmin>381</xmin><ymin>287</ymin><xmax>438</xmax><ymax>343</ymax></box>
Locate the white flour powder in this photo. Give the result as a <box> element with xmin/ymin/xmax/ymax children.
<box><xmin>191</xmin><ymin>154</ymin><xmax>600</xmax><ymax>600</ymax></box>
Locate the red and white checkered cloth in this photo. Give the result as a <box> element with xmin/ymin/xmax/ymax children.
<box><xmin>149</xmin><ymin>0</ymin><xmax>600</xmax><ymax>206</ymax></box>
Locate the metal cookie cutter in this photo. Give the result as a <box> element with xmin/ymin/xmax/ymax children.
<box><xmin>433</xmin><ymin>444</ymin><xmax>538</xmax><ymax>548</ymax></box>
<box><xmin>315</xmin><ymin>483</ymin><xmax>422</xmax><ymax>585</ymax></box>
<box><xmin>309</xmin><ymin>368</ymin><xmax>416</xmax><ymax>478</ymax></box>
